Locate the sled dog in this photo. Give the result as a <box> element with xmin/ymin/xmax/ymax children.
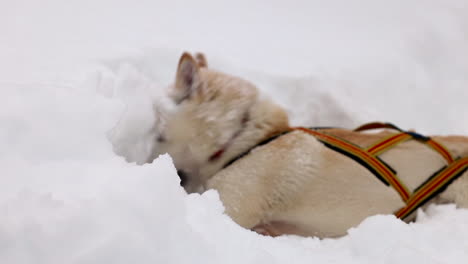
<box><xmin>152</xmin><ymin>52</ymin><xmax>468</xmax><ymax>238</ymax></box>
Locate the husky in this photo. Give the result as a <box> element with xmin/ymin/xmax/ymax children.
<box><xmin>152</xmin><ymin>52</ymin><xmax>468</xmax><ymax>238</ymax></box>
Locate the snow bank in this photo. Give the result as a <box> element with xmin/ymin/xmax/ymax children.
<box><xmin>2</xmin><ymin>52</ymin><xmax>468</xmax><ymax>264</ymax></box>
<box><xmin>2</xmin><ymin>80</ymin><xmax>468</xmax><ymax>264</ymax></box>
<box><xmin>2</xmin><ymin>0</ymin><xmax>468</xmax><ymax>263</ymax></box>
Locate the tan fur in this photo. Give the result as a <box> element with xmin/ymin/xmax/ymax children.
<box><xmin>155</xmin><ymin>52</ymin><xmax>468</xmax><ymax>238</ymax></box>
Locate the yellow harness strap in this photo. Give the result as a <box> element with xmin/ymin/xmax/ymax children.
<box><xmin>292</xmin><ymin>122</ymin><xmax>468</xmax><ymax>220</ymax></box>
<box><xmin>358</xmin><ymin>122</ymin><xmax>455</xmax><ymax>163</ymax></box>
<box><xmin>366</xmin><ymin>133</ymin><xmax>412</xmax><ymax>156</ymax></box>
<box><xmin>294</xmin><ymin>127</ymin><xmax>411</xmax><ymax>201</ymax></box>
<box><xmin>396</xmin><ymin>157</ymin><xmax>468</xmax><ymax>218</ymax></box>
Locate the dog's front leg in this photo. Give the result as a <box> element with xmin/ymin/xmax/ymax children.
<box><xmin>209</xmin><ymin>178</ymin><xmax>302</xmax><ymax>237</ymax></box>
<box><xmin>206</xmin><ymin>170</ymin><xmax>269</xmax><ymax>232</ymax></box>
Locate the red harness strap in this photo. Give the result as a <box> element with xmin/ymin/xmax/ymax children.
<box><xmin>396</xmin><ymin>157</ymin><xmax>468</xmax><ymax>218</ymax></box>
<box><xmin>425</xmin><ymin>139</ymin><xmax>455</xmax><ymax>164</ymax></box>
<box><xmin>293</xmin><ymin>122</ymin><xmax>467</xmax><ymax>220</ymax></box>
<box><xmin>359</xmin><ymin>122</ymin><xmax>455</xmax><ymax>164</ymax></box>
<box><xmin>294</xmin><ymin>127</ymin><xmax>411</xmax><ymax>202</ymax></box>
<box><xmin>367</xmin><ymin>133</ymin><xmax>412</xmax><ymax>156</ymax></box>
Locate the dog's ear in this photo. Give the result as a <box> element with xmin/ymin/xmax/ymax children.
<box><xmin>195</xmin><ymin>52</ymin><xmax>208</xmax><ymax>68</ymax></box>
<box><xmin>174</xmin><ymin>52</ymin><xmax>200</xmax><ymax>103</ymax></box>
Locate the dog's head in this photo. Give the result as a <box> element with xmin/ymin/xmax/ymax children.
<box><xmin>154</xmin><ymin>52</ymin><xmax>288</xmax><ymax>193</ymax></box>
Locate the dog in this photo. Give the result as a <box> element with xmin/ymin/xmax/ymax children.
<box><xmin>151</xmin><ymin>52</ymin><xmax>468</xmax><ymax>238</ymax></box>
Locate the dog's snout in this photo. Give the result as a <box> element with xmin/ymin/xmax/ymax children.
<box><xmin>177</xmin><ymin>169</ymin><xmax>188</xmax><ymax>186</ymax></box>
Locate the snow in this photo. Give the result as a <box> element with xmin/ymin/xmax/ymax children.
<box><xmin>1</xmin><ymin>0</ymin><xmax>468</xmax><ymax>263</ymax></box>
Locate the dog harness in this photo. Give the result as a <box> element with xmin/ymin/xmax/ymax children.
<box><xmin>223</xmin><ymin>122</ymin><xmax>468</xmax><ymax>220</ymax></box>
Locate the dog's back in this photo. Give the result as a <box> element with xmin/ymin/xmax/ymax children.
<box><xmin>207</xmin><ymin>128</ymin><xmax>468</xmax><ymax>237</ymax></box>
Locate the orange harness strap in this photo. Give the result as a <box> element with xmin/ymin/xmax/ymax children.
<box><xmin>292</xmin><ymin>122</ymin><xmax>467</xmax><ymax>220</ymax></box>
<box><xmin>425</xmin><ymin>139</ymin><xmax>455</xmax><ymax>164</ymax></box>
<box><xmin>294</xmin><ymin>127</ymin><xmax>411</xmax><ymax>202</ymax></box>
<box><xmin>366</xmin><ymin>133</ymin><xmax>412</xmax><ymax>156</ymax></box>
<box><xmin>395</xmin><ymin>157</ymin><xmax>468</xmax><ymax>218</ymax></box>
<box><xmin>358</xmin><ymin>122</ymin><xmax>455</xmax><ymax>164</ymax></box>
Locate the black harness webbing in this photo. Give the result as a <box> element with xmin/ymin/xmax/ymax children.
<box><xmin>221</xmin><ymin>122</ymin><xmax>468</xmax><ymax>220</ymax></box>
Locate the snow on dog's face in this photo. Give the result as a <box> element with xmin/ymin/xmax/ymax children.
<box><xmin>156</xmin><ymin>52</ymin><xmax>259</xmax><ymax>193</ymax></box>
